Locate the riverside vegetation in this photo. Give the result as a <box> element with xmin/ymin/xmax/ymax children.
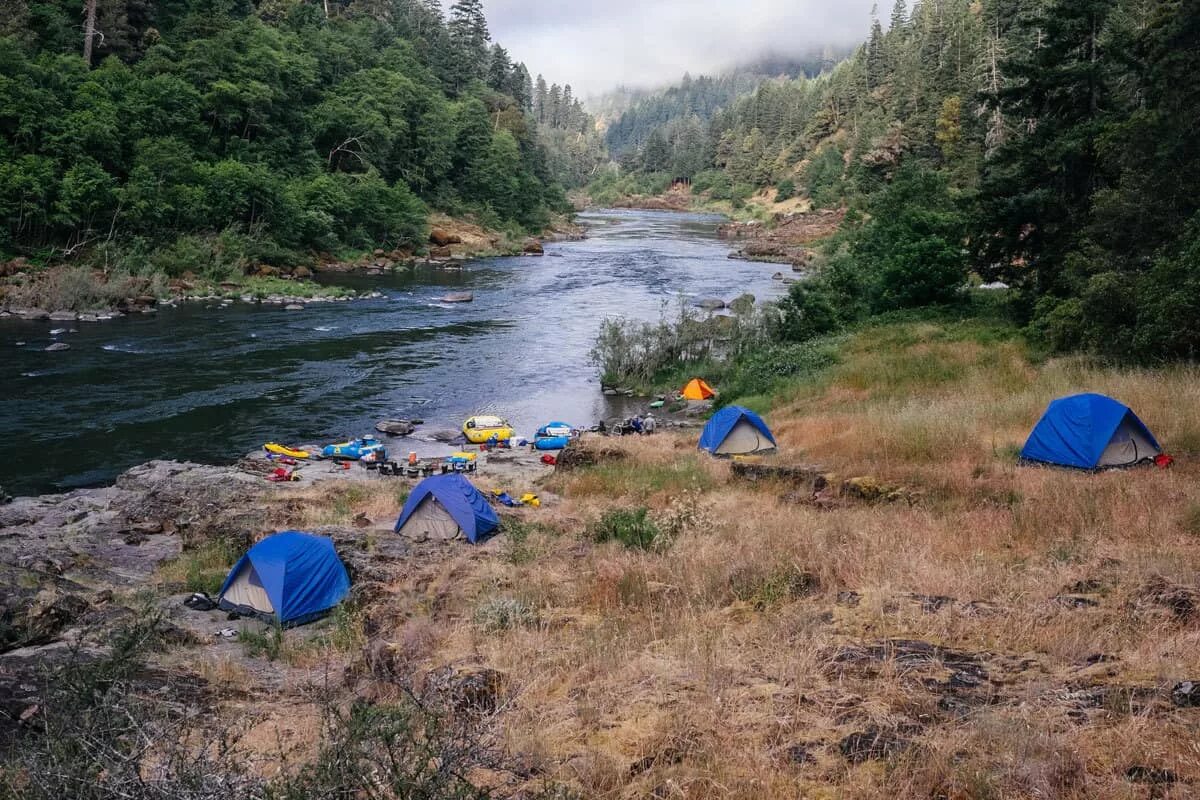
<box><xmin>589</xmin><ymin>0</ymin><xmax>1200</xmax><ymax>362</ymax></box>
<box><xmin>0</xmin><ymin>0</ymin><xmax>605</xmax><ymax>310</ymax></box>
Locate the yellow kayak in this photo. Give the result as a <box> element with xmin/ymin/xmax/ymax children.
<box><xmin>463</xmin><ymin>415</ymin><xmax>515</xmax><ymax>444</ymax></box>
<box><xmin>264</xmin><ymin>442</ymin><xmax>310</xmax><ymax>459</ymax></box>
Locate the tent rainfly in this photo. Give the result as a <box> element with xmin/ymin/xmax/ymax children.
<box><xmin>682</xmin><ymin>378</ymin><xmax>716</xmax><ymax>401</ymax></box>
<box><xmin>218</xmin><ymin>531</ymin><xmax>350</xmax><ymax>626</ymax></box>
<box><xmin>698</xmin><ymin>405</ymin><xmax>777</xmax><ymax>456</ymax></box>
<box><xmin>1021</xmin><ymin>393</ymin><xmax>1161</xmax><ymax>469</ymax></box>
<box><xmin>394</xmin><ymin>473</ymin><xmax>499</xmax><ymax>543</ymax></box>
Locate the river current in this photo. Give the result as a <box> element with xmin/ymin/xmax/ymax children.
<box><xmin>0</xmin><ymin>209</ymin><xmax>784</xmax><ymax>495</ymax></box>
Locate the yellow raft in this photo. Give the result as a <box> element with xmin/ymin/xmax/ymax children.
<box><xmin>462</xmin><ymin>415</ymin><xmax>515</xmax><ymax>444</ymax></box>
<box><xmin>264</xmin><ymin>443</ymin><xmax>310</xmax><ymax>459</ymax></box>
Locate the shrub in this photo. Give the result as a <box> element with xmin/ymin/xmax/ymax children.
<box><xmin>503</xmin><ymin>520</ymin><xmax>539</xmax><ymax>565</ymax></box>
<box><xmin>775</xmin><ymin>178</ymin><xmax>796</xmax><ymax>201</ymax></box>
<box><xmin>774</xmin><ymin>280</ymin><xmax>842</xmax><ymax>342</ymax></box>
<box><xmin>851</xmin><ymin>165</ymin><xmax>968</xmax><ymax>312</ymax></box>
<box><xmin>473</xmin><ymin>596</ymin><xmax>537</xmax><ymax>632</ymax></box>
<box><xmin>589</xmin><ymin>507</ymin><xmax>664</xmax><ymax>551</ymax></box>
<box><xmin>238</xmin><ymin>624</ymin><xmax>284</xmax><ymax>660</ymax></box>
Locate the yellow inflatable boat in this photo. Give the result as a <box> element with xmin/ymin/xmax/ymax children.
<box><xmin>264</xmin><ymin>443</ymin><xmax>311</xmax><ymax>459</ymax></box>
<box><xmin>462</xmin><ymin>415</ymin><xmax>515</xmax><ymax>444</ymax></box>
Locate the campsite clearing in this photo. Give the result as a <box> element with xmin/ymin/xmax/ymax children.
<box><xmin>4</xmin><ymin>316</ymin><xmax>1200</xmax><ymax>798</ymax></box>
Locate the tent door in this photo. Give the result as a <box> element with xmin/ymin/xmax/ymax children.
<box><xmin>221</xmin><ymin>564</ymin><xmax>274</xmax><ymax>614</ymax></box>
<box><xmin>715</xmin><ymin>419</ymin><xmax>771</xmax><ymax>455</ymax></box>
<box><xmin>397</xmin><ymin>496</ymin><xmax>463</xmax><ymax>540</ymax></box>
<box><xmin>1098</xmin><ymin>415</ymin><xmax>1160</xmax><ymax>467</ymax></box>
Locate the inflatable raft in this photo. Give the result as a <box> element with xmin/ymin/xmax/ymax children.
<box><xmin>321</xmin><ymin>437</ymin><xmax>387</xmax><ymax>460</ymax></box>
<box><xmin>533</xmin><ymin>435</ymin><xmax>570</xmax><ymax>450</ymax></box>
<box><xmin>536</xmin><ymin>421</ymin><xmax>574</xmax><ymax>438</ymax></box>
<box><xmin>264</xmin><ymin>443</ymin><xmax>310</xmax><ymax>459</ymax></box>
<box><xmin>463</xmin><ymin>415</ymin><xmax>515</xmax><ymax>444</ymax></box>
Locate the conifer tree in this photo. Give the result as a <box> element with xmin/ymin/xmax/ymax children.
<box><xmin>448</xmin><ymin>0</ymin><xmax>490</xmax><ymax>90</ymax></box>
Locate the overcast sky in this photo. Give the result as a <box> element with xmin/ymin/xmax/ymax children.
<box><xmin>462</xmin><ymin>0</ymin><xmax>877</xmax><ymax>98</ymax></box>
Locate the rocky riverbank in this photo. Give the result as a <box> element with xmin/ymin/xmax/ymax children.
<box><xmin>0</xmin><ymin>215</ymin><xmax>585</xmax><ymax>318</ymax></box>
<box><xmin>719</xmin><ymin>207</ymin><xmax>845</xmax><ymax>267</ymax></box>
<box><xmin>312</xmin><ymin>213</ymin><xmax>585</xmax><ymax>275</ymax></box>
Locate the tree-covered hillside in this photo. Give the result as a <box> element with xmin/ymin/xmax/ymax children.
<box><xmin>0</xmin><ymin>0</ymin><xmax>599</xmax><ymax>281</ymax></box>
<box><xmin>600</xmin><ymin>0</ymin><xmax>1200</xmax><ymax>361</ymax></box>
<box><xmin>600</xmin><ymin>52</ymin><xmax>841</xmax><ymax>169</ymax></box>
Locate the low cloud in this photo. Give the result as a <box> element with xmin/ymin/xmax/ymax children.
<box><xmin>471</xmin><ymin>0</ymin><xmax>877</xmax><ymax>96</ymax></box>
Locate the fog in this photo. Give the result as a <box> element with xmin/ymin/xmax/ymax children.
<box><xmin>460</xmin><ymin>0</ymin><xmax>876</xmax><ymax>96</ymax></box>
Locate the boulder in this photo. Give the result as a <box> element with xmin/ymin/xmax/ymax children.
<box><xmin>293</xmin><ymin>265</ymin><xmax>313</xmax><ymax>279</ymax></box>
<box><xmin>1171</xmin><ymin>681</ymin><xmax>1200</xmax><ymax>707</ymax></box>
<box><xmin>255</xmin><ymin>265</ymin><xmax>279</xmax><ymax>278</ymax></box>
<box><xmin>696</xmin><ymin>298</ymin><xmax>726</xmax><ymax>311</ymax></box>
<box><xmin>429</xmin><ymin>245</ymin><xmax>453</xmax><ymax>259</ymax></box>
<box><xmin>284</xmin><ymin>303</ymin><xmax>305</xmax><ymax>311</ymax></box>
<box><xmin>16</xmin><ymin>309</ymin><xmax>49</xmax><ymax>321</ymax></box>
<box><xmin>429</xmin><ymin>228</ymin><xmax>462</xmax><ymax>247</ymax></box>
<box><xmin>522</xmin><ymin>238</ymin><xmax>544</xmax><ymax>255</ymax></box>
<box><xmin>728</xmin><ymin>293</ymin><xmax>756</xmax><ymax>315</ymax></box>
<box><xmin>439</xmin><ymin>292</ymin><xmax>473</xmax><ymax>303</ymax></box>
<box><xmin>48</xmin><ymin>311</ymin><xmax>77</xmax><ymax>321</ymax></box>
<box><xmin>555</xmin><ymin>441</ymin><xmax>625</xmax><ymax>472</ymax></box>
<box><xmin>375</xmin><ymin>420</ymin><xmax>416</xmax><ymax>437</ymax></box>
<box><xmin>43</xmin><ymin>342</ymin><xmax>70</xmax><ymax>352</ymax></box>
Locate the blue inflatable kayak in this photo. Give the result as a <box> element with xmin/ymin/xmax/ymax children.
<box><xmin>321</xmin><ymin>437</ymin><xmax>387</xmax><ymax>460</ymax></box>
<box><xmin>533</xmin><ymin>435</ymin><xmax>570</xmax><ymax>450</ymax></box>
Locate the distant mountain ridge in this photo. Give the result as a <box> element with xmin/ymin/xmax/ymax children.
<box><xmin>593</xmin><ymin>48</ymin><xmax>852</xmax><ymax>156</ymax></box>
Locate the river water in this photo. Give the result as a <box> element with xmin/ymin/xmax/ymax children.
<box><xmin>0</xmin><ymin>209</ymin><xmax>783</xmax><ymax>496</ymax></box>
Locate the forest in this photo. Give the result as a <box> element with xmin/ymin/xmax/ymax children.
<box><xmin>0</xmin><ymin>0</ymin><xmax>603</xmax><ymax>281</ymax></box>
<box><xmin>598</xmin><ymin>0</ymin><xmax>1200</xmax><ymax>361</ymax></box>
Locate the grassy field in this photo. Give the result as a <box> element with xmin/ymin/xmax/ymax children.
<box><xmin>232</xmin><ymin>316</ymin><xmax>1200</xmax><ymax>797</ymax></box>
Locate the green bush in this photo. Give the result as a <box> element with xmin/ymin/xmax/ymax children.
<box><xmin>719</xmin><ymin>336</ymin><xmax>842</xmax><ymax>403</ymax></box>
<box><xmin>774</xmin><ymin>280</ymin><xmax>842</xmax><ymax>342</ymax></box>
<box><xmin>850</xmin><ymin>165</ymin><xmax>968</xmax><ymax>312</ymax></box>
<box><xmin>589</xmin><ymin>507</ymin><xmax>664</xmax><ymax>551</ymax></box>
<box><xmin>775</xmin><ymin>178</ymin><xmax>796</xmax><ymax>201</ymax></box>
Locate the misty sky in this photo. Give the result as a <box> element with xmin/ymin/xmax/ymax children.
<box><xmin>467</xmin><ymin>0</ymin><xmax>877</xmax><ymax>97</ymax></box>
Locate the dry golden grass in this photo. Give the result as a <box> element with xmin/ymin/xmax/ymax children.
<box><xmin>221</xmin><ymin>319</ymin><xmax>1200</xmax><ymax>798</ymax></box>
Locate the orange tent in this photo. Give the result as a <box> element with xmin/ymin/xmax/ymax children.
<box><xmin>681</xmin><ymin>378</ymin><xmax>716</xmax><ymax>401</ymax></box>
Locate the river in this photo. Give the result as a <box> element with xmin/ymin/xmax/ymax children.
<box><xmin>0</xmin><ymin>209</ymin><xmax>784</xmax><ymax>496</ymax></box>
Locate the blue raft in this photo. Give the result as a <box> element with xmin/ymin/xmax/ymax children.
<box><xmin>533</xmin><ymin>435</ymin><xmax>571</xmax><ymax>450</ymax></box>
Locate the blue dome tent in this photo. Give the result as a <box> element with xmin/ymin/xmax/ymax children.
<box><xmin>218</xmin><ymin>532</ymin><xmax>351</xmax><ymax>626</ymax></box>
<box><xmin>394</xmin><ymin>473</ymin><xmax>499</xmax><ymax>543</ymax></box>
<box><xmin>1021</xmin><ymin>393</ymin><xmax>1161</xmax><ymax>469</ymax></box>
<box><xmin>698</xmin><ymin>406</ymin><xmax>777</xmax><ymax>456</ymax></box>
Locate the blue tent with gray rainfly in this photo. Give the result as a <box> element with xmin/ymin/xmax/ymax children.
<box><xmin>698</xmin><ymin>405</ymin><xmax>777</xmax><ymax>456</ymax></box>
<box><xmin>394</xmin><ymin>473</ymin><xmax>499</xmax><ymax>543</ymax></box>
<box><xmin>218</xmin><ymin>531</ymin><xmax>350</xmax><ymax>626</ymax></box>
<box><xmin>1021</xmin><ymin>393</ymin><xmax>1161</xmax><ymax>469</ymax></box>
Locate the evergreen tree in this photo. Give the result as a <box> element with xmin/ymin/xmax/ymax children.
<box><xmin>976</xmin><ymin>0</ymin><xmax>1119</xmax><ymax>296</ymax></box>
<box><xmin>486</xmin><ymin>43</ymin><xmax>511</xmax><ymax>93</ymax></box>
<box><xmin>534</xmin><ymin>74</ymin><xmax>548</xmax><ymax>122</ymax></box>
<box><xmin>447</xmin><ymin>0</ymin><xmax>489</xmax><ymax>91</ymax></box>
